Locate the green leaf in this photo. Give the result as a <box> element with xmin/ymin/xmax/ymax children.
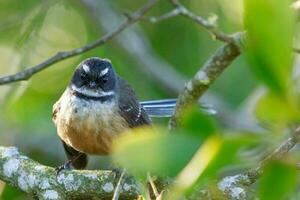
<box><xmin>255</xmin><ymin>90</ymin><xmax>300</xmax><ymax>128</ymax></box>
<box><xmin>258</xmin><ymin>160</ymin><xmax>297</xmax><ymax>200</ymax></box>
<box><xmin>180</xmin><ymin>106</ymin><xmax>217</xmax><ymax>139</ymax></box>
<box><xmin>198</xmin><ymin>134</ymin><xmax>258</xmax><ymax>181</ymax></box>
<box><xmin>166</xmin><ymin>134</ymin><xmax>223</xmax><ymax>199</ymax></box>
<box><xmin>167</xmin><ymin>134</ymin><xmax>259</xmax><ymax>199</ymax></box>
<box><xmin>244</xmin><ymin>0</ymin><xmax>294</xmax><ymax>95</ymax></box>
<box><xmin>112</xmin><ymin>127</ymin><xmax>202</xmax><ymax>178</ymax></box>
<box><xmin>1</xmin><ymin>184</ymin><xmax>25</xmax><ymax>200</ymax></box>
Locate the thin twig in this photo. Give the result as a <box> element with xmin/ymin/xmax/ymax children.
<box><xmin>148</xmin><ymin>173</ymin><xmax>159</xmax><ymax>198</ymax></box>
<box><xmin>245</xmin><ymin>127</ymin><xmax>300</xmax><ymax>184</ymax></box>
<box><xmin>293</xmin><ymin>47</ymin><xmax>300</xmax><ymax>54</ymax></box>
<box><xmin>112</xmin><ymin>169</ymin><xmax>126</xmax><ymax>200</ymax></box>
<box><xmin>215</xmin><ymin>127</ymin><xmax>300</xmax><ymax>199</ymax></box>
<box><xmin>170</xmin><ymin>0</ymin><xmax>234</xmax><ymax>43</ymax></box>
<box><xmin>145</xmin><ymin>8</ymin><xmax>181</xmax><ymax>23</ymax></box>
<box><xmin>0</xmin><ymin>0</ymin><xmax>158</xmax><ymax>85</ymax></box>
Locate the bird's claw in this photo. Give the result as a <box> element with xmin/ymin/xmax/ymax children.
<box><xmin>55</xmin><ymin>162</ymin><xmax>72</xmax><ymax>176</ymax></box>
<box><xmin>112</xmin><ymin>168</ymin><xmax>123</xmax><ymax>179</ymax></box>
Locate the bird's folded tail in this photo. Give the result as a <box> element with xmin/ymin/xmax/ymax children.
<box><xmin>140</xmin><ymin>98</ymin><xmax>217</xmax><ymax>118</ymax></box>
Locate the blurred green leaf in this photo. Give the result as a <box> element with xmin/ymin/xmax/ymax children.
<box><xmin>167</xmin><ymin>134</ymin><xmax>223</xmax><ymax>199</ymax></box>
<box><xmin>198</xmin><ymin>134</ymin><xmax>259</xmax><ymax>180</ymax></box>
<box><xmin>180</xmin><ymin>106</ymin><xmax>217</xmax><ymax>139</ymax></box>
<box><xmin>112</xmin><ymin>127</ymin><xmax>202</xmax><ymax>178</ymax></box>
<box><xmin>113</xmin><ymin>126</ymin><xmax>259</xmax><ymax>199</ymax></box>
<box><xmin>168</xmin><ymin>134</ymin><xmax>259</xmax><ymax>199</ymax></box>
<box><xmin>258</xmin><ymin>159</ymin><xmax>297</xmax><ymax>200</ymax></box>
<box><xmin>255</xmin><ymin>90</ymin><xmax>300</xmax><ymax>128</ymax></box>
<box><xmin>1</xmin><ymin>184</ymin><xmax>25</xmax><ymax>200</ymax></box>
<box><xmin>244</xmin><ymin>0</ymin><xmax>294</xmax><ymax>95</ymax></box>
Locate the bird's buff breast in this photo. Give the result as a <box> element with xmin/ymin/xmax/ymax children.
<box><xmin>54</xmin><ymin>91</ymin><xmax>129</xmax><ymax>155</ymax></box>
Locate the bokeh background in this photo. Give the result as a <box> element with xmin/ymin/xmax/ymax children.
<box><xmin>0</xmin><ymin>0</ymin><xmax>262</xmax><ymax>199</ymax></box>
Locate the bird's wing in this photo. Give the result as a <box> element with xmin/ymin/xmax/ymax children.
<box><xmin>117</xmin><ymin>77</ymin><xmax>151</xmax><ymax>127</ymax></box>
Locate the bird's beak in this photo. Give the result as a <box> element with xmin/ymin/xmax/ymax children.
<box><xmin>89</xmin><ymin>81</ymin><xmax>97</xmax><ymax>89</ymax></box>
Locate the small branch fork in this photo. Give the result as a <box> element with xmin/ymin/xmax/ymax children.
<box><xmin>169</xmin><ymin>0</ymin><xmax>234</xmax><ymax>43</ymax></box>
<box><xmin>146</xmin><ymin>0</ymin><xmax>234</xmax><ymax>43</ymax></box>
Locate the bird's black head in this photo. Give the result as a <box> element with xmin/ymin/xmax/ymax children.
<box><xmin>70</xmin><ymin>57</ymin><xmax>117</xmax><ymax>100</ymax></box>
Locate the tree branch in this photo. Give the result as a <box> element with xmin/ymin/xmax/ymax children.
<box><xmin>169</xmin><ymin>34</ymin><xmax>242</xmax><ymax>129</ymax></box>
<box><xmin>216</xmin><ymin>127</ymin><xmax>300</xmax><ymax>200</ymax></box>
<box><xmin>0</xmin><ymin>146</ymin><xmax>141</xmax><ymax>200</ymax></box>
<box><xmin>0</xmin><ymin>0</ymin><xmax>158</xmax><ymax>86</ymax></box>
<box><xmin>244</xmin><ymin>127</ymin><xmax>300</xmax><ymax>184</ymax></box>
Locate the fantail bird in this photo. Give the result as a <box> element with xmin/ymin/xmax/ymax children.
<box><xmin>52</xmin><ymin>57</ymin><xmax>215</xmax><ymax>170</ymax></box>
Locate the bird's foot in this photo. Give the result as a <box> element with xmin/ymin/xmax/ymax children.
<box><xmin>112</xmin><ymin>167</ymin><xmax>123</xmax><ymax>180</ymax></box>
<box><xmin>55</xmin><ymin>161</ymin><xmax>72</xmax><ymax>176</ymax></box>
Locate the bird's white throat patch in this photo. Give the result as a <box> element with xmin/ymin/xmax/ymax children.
<box><xmin>71</xmin><ymin>84</ymin><xmax>114</xmax><ymax>98</ymax></box>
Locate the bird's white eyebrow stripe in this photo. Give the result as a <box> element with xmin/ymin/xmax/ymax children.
<box><xmin>100</xmin><ymin>68</ymin><xmax>109</xmax><ymax>77</ymax></box>
<box><xmin>82</xmin><ymin>64</ymin><xmax>90</xmax><ymax>73</ymax></box>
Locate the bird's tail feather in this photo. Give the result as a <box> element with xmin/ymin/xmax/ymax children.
<box><xmin>140</xmin><ymin>98</ymin><xmax>217</xmax><ymax>118</ymax></box>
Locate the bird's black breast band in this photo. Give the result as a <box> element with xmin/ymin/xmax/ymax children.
<box><xmin>70</xmin><ymin>89</ymin><xmax>114</xmax><ymax>102</ymax></box>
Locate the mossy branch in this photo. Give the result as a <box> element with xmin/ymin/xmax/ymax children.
<box><xmin>0</xmin><ymin>146</ymin><xmax>140</xmax><ymax>200</ymax></box>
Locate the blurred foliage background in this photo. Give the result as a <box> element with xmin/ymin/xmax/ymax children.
<box><xmin>0</xmin><ymin>0</ymin><xmax>299</xmax><ymax>199</ymax></box>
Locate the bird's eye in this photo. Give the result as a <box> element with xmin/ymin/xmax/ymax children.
<box><xmin>97</xmin><ymin>74</ymin><xmax>108</xmax><ymax>84</ymax></box>
<box><xmin>102</xmin><ymin>76</ymin><xmax>108</xmax><ymax>83</ymax></box>
<box><xmin>94</xmin><ymin>78</ymin><xmax>100</xmax><ymax>85</ymax></box>
<box><xmin>81</xmin><ymin>71</ymin><xmax>87</xmax><ymax>80</ymax></box>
